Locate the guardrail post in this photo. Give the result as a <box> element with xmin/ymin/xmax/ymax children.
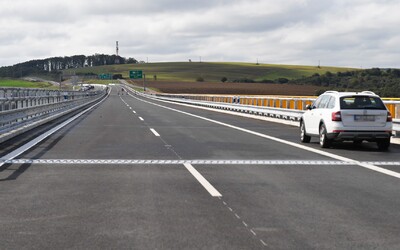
<box><xmin>282</xmin><ymin>99</ymin><xmax>287</xmax><ymax>109</ymax></box>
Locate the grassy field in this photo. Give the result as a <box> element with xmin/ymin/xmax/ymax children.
<box><xmin>0</xmin><ymin>79</ymin><xmax>53</xmax><ymax>88</ymax></box>
<box><xmin>130</xmin><ymin>80</ymin><xmax>321</xmax><ymax>96</ymax></box>
<box><xmin>63</xmin><ymin>62</ymin><xmax>355</xmax><ymax>96</ymax></box>
<box><xmin>65</xmin><ymin>62</ymin><xmax>355</xmax><ymax>82</ymax></box>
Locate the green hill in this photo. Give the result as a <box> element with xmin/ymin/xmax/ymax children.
<box><xmin>64</xmin><ymin>62</ymin><xmax>355</xmax><ymax>82</ymax></box>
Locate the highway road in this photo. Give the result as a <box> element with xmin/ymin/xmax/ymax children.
<box><xmin>1</xmin><ymin>85</ymin><xmax>400</xmax><ymax>249</ymax></box>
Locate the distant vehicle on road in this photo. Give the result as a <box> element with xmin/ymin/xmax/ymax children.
<box><xmin>80</xmin><ymin>85</ymin><xmax>94</xmax><ymax>91</ymax></box>
<box><xmin>300</xmin><ymin>91</ymin><xmax>393</xmax><ymax>150</ymax></box>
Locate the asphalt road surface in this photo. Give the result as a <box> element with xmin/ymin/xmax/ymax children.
<box><xmin>1</xmin><ymin>85</ymin><xmax>400</xmax><ymax>249</ymax></box>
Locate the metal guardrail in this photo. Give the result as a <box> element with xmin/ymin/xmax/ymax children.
<box><xmin>160</xmin><ymin>95</ymin><xmax>303</xmax><ymax>120</ymax></box>
<box><xmin>0</xmin><ymin>86</ymin><xmax>108</xmax><ymax>143</ymax></box>
<box><xmin>123</xmin><ymin>85</ymin><xmax>304</xmax><ymax>120</ymax></box>
<box><xmin>153</xmin><ymin>94</ymin><xmax>400</xmax><ymax>120</ymax></box>
<box><xmin>122</xmin><ymin>84</ymin><xmax>400</xmax><ymax>135</ymax></box>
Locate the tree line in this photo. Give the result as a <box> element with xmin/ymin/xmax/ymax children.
<box><xmin>289</xmin><ymin>68</ymin><xmax>400</xmax><ymax>97</ymax></box>
<box><xmin>227</xmin><ymin>68</ymin><xmax>400</xmax><ymax>97</ymax></box>
<box><xmin>0</xmin><ymin>54</ymin><xmax>138</xmax><ymax>78</ymax></box>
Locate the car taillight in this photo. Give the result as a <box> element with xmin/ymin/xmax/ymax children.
<box><xmin>387</xmin><ymin>112</ymin><xmax>393</xmax><ymax>122</ymax></box>
<box><xmin>331</xmin><ymin>111</ymin><xmax>342</xmax><ymax>121</ymax></box>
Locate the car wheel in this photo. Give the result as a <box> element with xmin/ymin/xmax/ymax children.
<box><xmin>319</xmin><ymin>124</ymin><xmax>332</xmax><ymax>148</ymax></box>
<box><xmin>377</xmin><ymin>138</ymin><xmax>390</xmax><ymax>151</ymax></box>
<box><xmin>300</xmin><ymin>121</ymin><xmax>311</xmax><ymax>143</ymax></box>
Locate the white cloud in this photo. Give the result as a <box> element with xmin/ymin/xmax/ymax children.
<box><xmin>1</xmin><ymin>0</ymin><xmax>400</xmax><ymax>68</ymax></box>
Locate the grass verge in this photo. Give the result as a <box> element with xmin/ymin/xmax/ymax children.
<box><xmin>0</xmin><ymin>79</ymin><xmax>53</xmax><ymax>88</ymax></box>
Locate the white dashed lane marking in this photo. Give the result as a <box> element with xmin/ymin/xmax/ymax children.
<box><xmin>260</xmin><ymin>240</ymin><xmax>268</xmax><ymax>246</ymax></box>
<box><xmin>150</xmin><ymin>128</ymin><xmax>160</xmax><ymax>137</ymax></box>
<box><xmin>220</xmin><ymin>197</ymin><xmax>266</xmax><ymax>247</ymax></box>
<box><xmin>183</xmin><ymin>163</ymin><xmax>222</xmax><ymax>197</ymax></box>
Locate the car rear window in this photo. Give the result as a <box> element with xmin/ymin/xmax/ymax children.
<box><xmin>340</xmin><ymin>96</ymin><xmax>386</xmax><ymax>110</ymax></box>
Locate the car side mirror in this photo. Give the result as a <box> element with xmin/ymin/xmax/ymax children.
<box><xmin>306</xmin><ymin>104</ymin><xmax>313</xmax><ymax>110</ymax></box>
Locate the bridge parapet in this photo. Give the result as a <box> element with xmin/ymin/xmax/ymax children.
<box><xmin>149</xmin><ymin>93</ymin><xmax>400</xmax><ymax>120</ymax></box>
<box><xmin>0</xmin><ymin>87</ymin><xmax>108</xmax><ymax>143</ymax></box>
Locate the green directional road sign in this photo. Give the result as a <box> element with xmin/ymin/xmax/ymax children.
<box><xmin>129</xmin><ymin>70</ymin><xmax>143</xmax><ymax>79</ymax></box>
<box><xmin>98</xmin><ymin>73</ymin><xmax>112</xmax><ymax>80</ymax></box>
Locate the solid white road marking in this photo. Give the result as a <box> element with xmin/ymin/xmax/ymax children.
<box><xmin>150</xmin><ymin>128</ymin><xmax>160</xmax><ymax>136</ymax></box>
<box><xmin>129</xmin><ymin>94</ymin><xmax>400</xmax><ymax>179</ymax></box>
<box><xmin>183</xmin><ymin>163</ymin><xmax>222</xmax><ymax>197</ymax></box>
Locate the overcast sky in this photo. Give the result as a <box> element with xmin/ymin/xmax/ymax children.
<box><xmin>1</xmin><ymin>0</ymin><xmax>399</xmax><ymax>68</ymax></box>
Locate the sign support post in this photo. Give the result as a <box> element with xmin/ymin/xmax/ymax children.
<box><xmin>129</xmin><ymin>70</ymin><xmax>145</xmax><ymax>91</ymax></box>
<box><xmin>143</xmin><ymin>74</ymin><xmax>146</xmax><ymax>92</ymax></box>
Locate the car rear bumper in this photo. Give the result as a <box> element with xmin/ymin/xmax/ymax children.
<box><xmin>327</xmin><ymin>131</ymin><xmax>392</xmax><ymax>141</ymax></box>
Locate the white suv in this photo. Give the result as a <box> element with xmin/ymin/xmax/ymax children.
<box><xmin>300</xmin><ymin>91</ymin><xmax>393</xmax><ymax>150</ymax></box>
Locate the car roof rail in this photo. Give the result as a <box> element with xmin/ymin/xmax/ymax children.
<box><xmin>324</xmin><ymin>91</ymin><xmax>339</xmax><ymax>94</ymax></box>
<box><xmin>361</xmin><ymin>91</ymin><xmax>377</xmax><ymax>95</ymax></box>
